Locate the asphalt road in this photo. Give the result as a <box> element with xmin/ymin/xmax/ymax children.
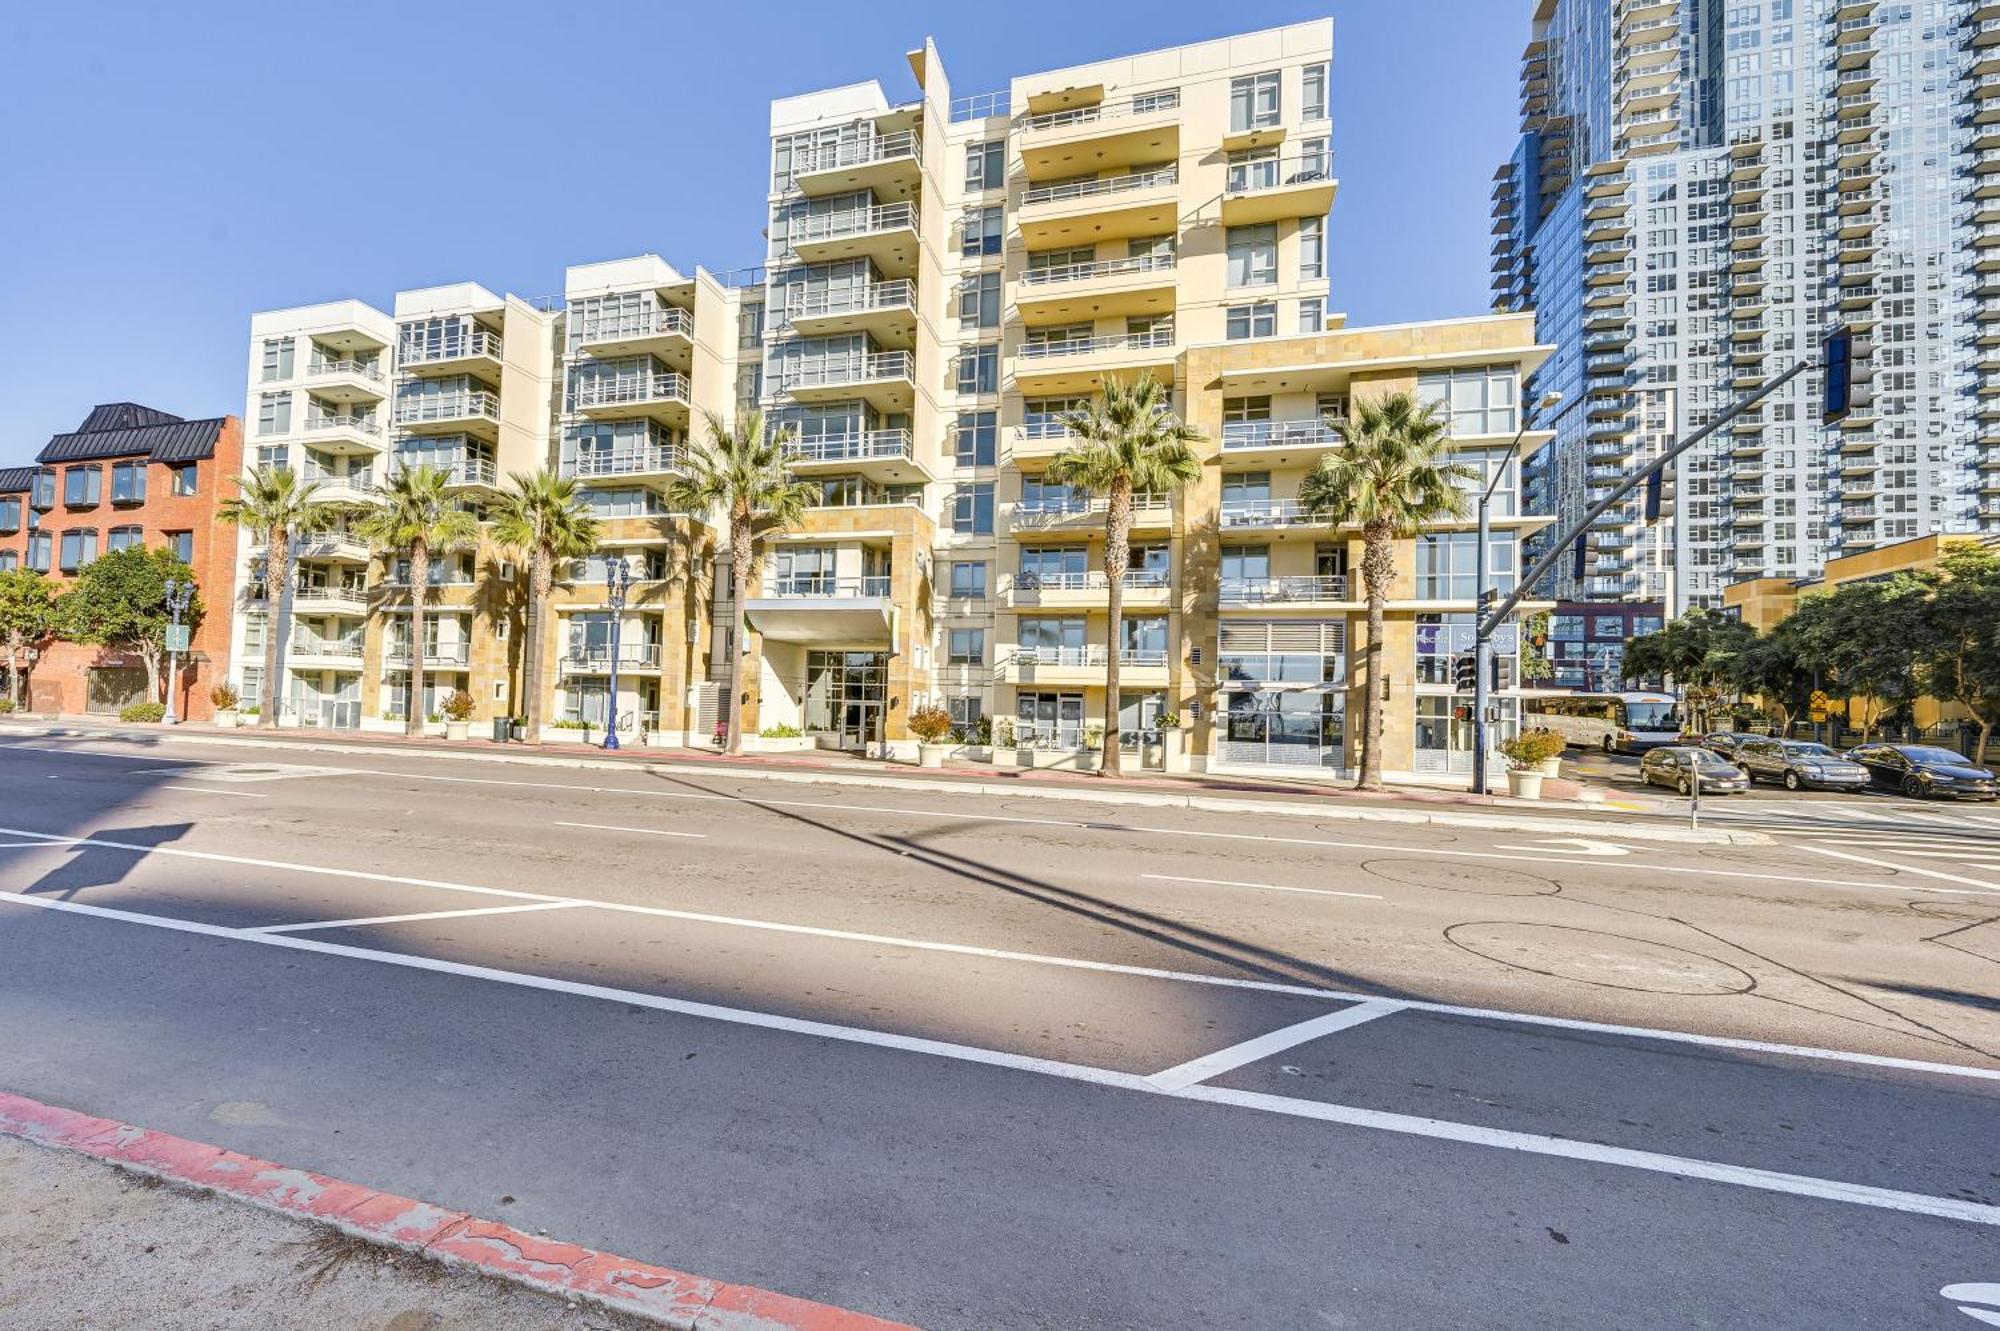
<box><xmin>2</xmin><ymin>732</ymin><xmax>1997</xmax><ymax>1330</ymax></box>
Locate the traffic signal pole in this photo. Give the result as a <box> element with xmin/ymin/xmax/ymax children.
<box><xmin>1471</xmin><ymin>353</ymin><xmax>1816</xmax><ymax>794</ymax></box>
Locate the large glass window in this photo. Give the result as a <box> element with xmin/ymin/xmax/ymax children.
<box><xmin>30</xmin><ymin>470</ymin><xmax>56</xmax><ymax>510</ymax></box>
<box><xmin>958</xmin><ymin>271</ymin><xmax>1001</xmax><ymax>328</ymax></box>
<box><xmin>965</xmin><ymin>139</ymin><xmax>1005</xmax><ymax>191</ymax></box>
<box><xmin>171</xmin><ymin>463</ymin><xmax>198</xmax><ymax>496</ymax></box>
<box><xmin>1229</xmin><ymin>71</ymin><xmax>1281</xmax><ymax>132</ymax></box>
<box><xmin>64</xmin><ymin>465</ymin><xmax>102</xmax><ymax>508</ymax></box>
<box><xmin>1018</xmin><ymin>545</ymin><xmax>1087</xmax><ymax>589</ymax></box>
<box><xmin>956</xmin><ymin>344</ymin><xmax>999</xmax><ymax>395</ymax></box>
<box><xmin>261</xmin><ymin>337</ymin><xmax>294</xmax><ymax>382</ymax></box>
<box><xmin>954</xmin><ymin>411</ymin><xmax>996</xmax><ymax>467</ymax></box>
<box><xmin>106</xmin><ymin>525</ymin><xmax>144</xmax><ymax>553</ymax></box>
<box><xmin>948</xmin><ymin>561</ymin><xmax>988</xmax><ymax>598</ymax></box>
<box><xmin>1225</xmin><ymin>303</ymin><xmax>1277</xmax><ymax>340</ymax></box>
<box><xmin>947</xmin><ymin>628</ymin><xmax>986</xmax><ymax>665</ymax></box>
<box><xmin>0</xmin><ymin>497</ymin><xmax>19</xmax><ymax>534</ymax></box>
<box><xmin>951</xmin><ymin>482</ymin><xmax>994</xmax><ymax>534</ymax></box>
<box><xmin>26</xmin><ymin>531</ymin><xmax>52</xmax><ymax>572</ymax></box>
<box><xmin>167</xmin><ymin>531</ymin><xmax>194</xmax><ymax>563</ymax></box>
<box><xmin>1226</xmin><ymin>224</ymin><xmax>1277</xmax><ymax>287</ymax></box>
<box><xmin>1299</xmin><ymin>216</ymin><xmax>1325</xmax><ymax>280</ymax></box>
<box><xmin>257</xmin><ymin>392</ymin><xmax>292</xmax><ymax>437</ymax></box>
<box><xmin>1416</xmin><ymin>531</ymin><xmax>1516</xmax><ymax>600</ymax></box>
<box><xmin>1418</xmin><ymin>365</ymin><xmax>1519</xmax><ymax>436</ymax></box>
<box><xmin>59</xmin><ymin>529</ymin><xmax>97</xmax><ymax>572</ymax></box>
<box><xmin>962</xmin><ymin>205</ymin><xmax>1002</xmax><ymax>257</ymax></box>
<box><xmin>110</xmin><ymin>460</ymin><xmax>147</xmax><ymax>504</ymax></box>
<box><xmin>1303</xmin><ymin>62</ymin><xmax>1328</xmax><ymax>121</ymax></box>
<box><xmin>0</xmin><ymin>552</ymin><xmax>16</xmax><ymax>572</ymax></box>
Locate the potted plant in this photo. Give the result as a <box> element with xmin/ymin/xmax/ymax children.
<box><xmin>1156</xmin><ymin>710</ymin><xmax>1186</xmax><ymax>772</ymax></box>
<box><xmin>909</xmin><ymin>704</ymin><xmax>953</xmax><ymax>769</ymax></box>
<box><xmin>441</xmin><ymin>689</ymin><xmax>476</xmax><ymax>741</ymax></box>
<box><xmin>210</xmin><ymin>683</ymin><xmax>241</xmax><ymax>729</ymax></box>
<box><xmin>1521</xmin><ymin>726</ymin><xmax>1566</xmax><ymax>777</ymax></box>
<box><xmin>1499</xmin><ymin>730</ymin><xmax>1565</xmax><ymax>799</ymax></box>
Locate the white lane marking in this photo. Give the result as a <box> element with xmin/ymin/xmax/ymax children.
<box><xmin>1804</xmin><ymin>844</ymin><xmax>2000</xmax><ymax>892</ymax></box>
<box><xmin>1</xmin><ymin>824</ymin><xmax>1995</xmax><ymax>1084</ymax></box>
<box><xmin>249</xmin><ymin>901</ymin><xmax>591</xmax><ymax>935</ymax></box>
<box><xmin>1814</xmin><ymin>844</ymin><xmax>2000</xmax><ymax>860</ymax></box>
<box><xmin>0</xmin><ymin>841</ymin><xmax>61</xmax><ymax>850</ymax></box>
<box><xmin>1493</xmin><ymin>838</ymin><xmax>1631</xmax><ymax>857</ymax></box>
<box><xmin>1147</xmin><ymin>1000</ymin><xmax>1404</xmax><ymax>1091</ymax></box>
<box><xmin>1</xmin><ymin>888</ymin><xmax>1995</xmax><ymax>1231</ymax></box>
<box><xmin>160</xmin><ymin>785</ymin><xmax>269</xmax><ymax>798</ymax></box>
<box><xmin>1139</xmin><ymin>873</ymin><xmax>1383</xmax><ymax>901</ymax></box>
<box><xmin>1944</xmin><ymin>1284</ymin><xmax>2000</xmax><ymax>1328</ymax></box>
<box><xmin>552</xmin><ymin>821</ymin><xmax>706</xmax><ymax>839</ymax></box>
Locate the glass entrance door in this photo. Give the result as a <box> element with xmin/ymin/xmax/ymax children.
<box><xmin>805</xmin><ymin>650</ymin><xmax>887</xmax><ymax>751</ymax></box>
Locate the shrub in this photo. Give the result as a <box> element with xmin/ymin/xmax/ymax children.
<box><xmin>759</xmin><ymin>723</ymin><xmax>803</xmax><ymax>739</ymax></box>
<box><xmin>441</xmin><ymin>689</ymin><xmax>476</xmax><ymax>722</ymax></box>
<box><xmin>991</xmin><ymin>716</ymin><xmax>1016</xmax><ymax>747</ymax></box>
<box><xmin>908</xmin><ymin>705</ymin><xmax>953</xmax><ymax>744</ymax></box>
<box><xmin>1155</xmin><ymin>711</ymin><xmax>1183</xmax><ymax>731</ymax></box>
<box><xmin>1083</xmin><ymin>724</ymin><xmax>1105</xmax><ymax>751</ymax></box>
<box><xmin>120</xmin><ymin>702</ymin><xmax>167</xmax><ymax>724</ymax></box>
<box><xmin>241</xmin><ymin>704</ymin><xmax>261</xmax><ymax>717</ymax></box>
<box><xmin>549</xmin><ymin>717</ymin><xmax>587</xmax><ymax>730</ymax></box>
<box><xmin>1500</xmin><ymin>728</ymin><xmax>1566</xmax><ymax>769</ymax></box>
<box><xmin>209</xmin><ymin>683</ymin><xmax>240</xmax><ymax>710</ymax></box>
<box><xmin>0</xmin><ymin>698</ymin><xmax>14</xmax><ymax>714</ymax></box>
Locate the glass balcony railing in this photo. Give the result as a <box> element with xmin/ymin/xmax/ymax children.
<box><xmin>1013</xmin><ymin>569</ymin><xmax>1169</xmax><ymax>594</ymax></box>
<box><xmin>1219</xmin><ymin>499</ymin><xmax>1317</xmax><ymax>528</ymax></box>
<box><xmin>782</xmin><ymin>280</ymin><xmax>915</xmax><ymax>321</ymax></box>
<box><xmin>786</xmin><ymin>201</ymin><xmax>916</xmax><ymax>246</ymax></box>
<box><xmin>1225</xmin><ymin>155</ymin><xmax>1334</xmax><ymax>196</ymax></box>
<box><xmin>792</xmin><ymin>130</ymin><xmax>920</xmax><ymax>177</ymax></box>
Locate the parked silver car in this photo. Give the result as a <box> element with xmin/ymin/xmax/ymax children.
<box><xmin>1640</xmin><ymin>746</ymin><xmax>1750</xmax><ymax>796</ymax></box>
<box><xmin>1736</xmin><ymin>739</ymin><xmax>1871</xmax><ymax>792</ymax></box>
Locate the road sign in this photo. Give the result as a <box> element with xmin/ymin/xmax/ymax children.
<box><xmin>1809</xmin><ymin>708</ymin><xmax>1829</xmax><ymax>724</ymax></box>
<box><xmin>165</xmin><ymin>625</ymin><xmax>191</xmax><ymax>653</ymax></box>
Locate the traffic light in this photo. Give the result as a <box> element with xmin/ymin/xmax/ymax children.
<box><xmin>1644</xmin><ymin>468</ymin><xmax>1664</xmax><ymax>523</ymax></box>
<box><xmin>1822</xmin><ymin>325</ymin><xmax>1853</xmax><ymax>425</ymax></box>
<box><xmin>1453</xmin><ymin>653</ymin><xmax>1477</xmax><ymax>694</ymax></box>
<box><xmin>1572</xmin><ymin>533</ymin><xmax>1589</xmax><ymax>580</ymax></box>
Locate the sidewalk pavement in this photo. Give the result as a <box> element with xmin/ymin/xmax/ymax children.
<box><xmin>0</xmin><ymin>715</ymin><xmax>1758</xmax><ymax>845</ymax></box>
<box><xmin>0</xmin><ymin>1090</ymin><xmax>915</xmax><ymax>1331</ymax></box>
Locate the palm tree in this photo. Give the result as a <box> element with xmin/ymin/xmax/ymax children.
<box><xmin>669</xmin><ymin>410</ymin><xmax>815</xmax><ymax>755</ymax></box>
<box><xmin>217</xmin><ymin>468</ymin><xmax>340</xmax><ymax>730</ymax></box>
<box><xmin>357</xmin><ymin>465</ymin><xmax>479</xmax><ymax>737</ymax></box>
<box><xmin>1298</xmin><ymin>391</ymin><xmax>1474</xmax><ymax>791</ymax></box>
<box><xmin>492</xmin><ymin>469</ymin><xmax>600</xmax><ymax>743</ymax></box>
<box><xmin>1048</xmin><ymin>373</ymin><xmax>1203</xmax><ymax>778</ymax></box>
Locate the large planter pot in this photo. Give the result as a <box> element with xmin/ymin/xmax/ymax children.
<box><xmin>1142</xmin><ymin>741</ymin><xmax>1164</xmax><ymax>770</ymax></box>
<box><xmin>445</xmin><ymin>720</ymin><xmax>470</xmax><ymax>741</ymax></box>
<box><xmin>1507</xmin><ymin>769</ymin><xmax>1545</xmax><ymax>800</ymax></box>
<box><xmin>917</xmin><ymin>742</ymin><xmax>948</xmax><ymax>769</ymax></box>
<box><xmin>1162</xmin><ymin>728</ymin><xmax>1188</xmax><ymax>773</ymax></box>
<box><xmin>213</xmin><ymin>710</ymin><xmax>238</xmax><ymax>729</ymax></box>
<box><xmin>1537</xmin><ymin>756</ymin><xmax>1563</xmax><ymax>778</ymax></box>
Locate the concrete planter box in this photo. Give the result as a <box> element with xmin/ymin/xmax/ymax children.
<box><xmin>212</xmin><ymin>710</ymin><xmax>238</xmax><ymax>729</ymax></box>
<box><xmin>1021</xmin><ymin>748</ymin><xmax>1101</xmax><ymax>772</ymax></box>
<box><xmin>744</xmin><ymin>734</ymin><xmax>815</xmax><ymax>754</ymax></box>
<box><xmin>444</xmin><ymin>720</ymin><xmax>470</xmax><ymax>741</ymax></box>
<box><xmin>917</xmin><ymin>742</ymin><xmax>949</xmax><ymax>769</ymax></box>
<box><xmin>1507</xmin><ymin>769</ymin><xmax>1545</xmax><ymax>800</ymax></box>
<box><xmin>1162</xmin><ymin>728</ymin><xmax>1189</xmax><ymax>773</ymax></box>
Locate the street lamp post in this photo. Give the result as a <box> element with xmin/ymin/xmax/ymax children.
<box><xmin>1472</xmin><ymin>391</ymin><xmax>1567</xmax><ymax>796</ymax></box>
<box><xmin>161</xmin><ymin>577</ymin><xmax>195</xmax><ymax>726</ymax></box>
<box><xmin>601</xmin><ymin>556</ymin><xmax>631</xmax><ymax>752</ymax></box>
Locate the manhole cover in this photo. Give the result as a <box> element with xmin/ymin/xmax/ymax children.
<box><xmin>1445</xmin><ymin>922</ymin><xmax>1755</xmax><ymax>995</ymax></box>
<box><xmin>1363</xmin><ymin>858</ymin><xmax>1560</xmax><ymax>897</ymax></box>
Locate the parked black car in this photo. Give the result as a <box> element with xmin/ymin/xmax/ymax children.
<box><xmin>1640</xmin><ymin>746</ymin><xmax>1750</xmax><ymax>796</ymax></box>
<box><xmin>1844</xmin><ymin>744</ymin><xmax>1999</xmax><ymax>801</ymax></box>
<box><xmin>1698</xmin><ymin>731</ymin><xmax>1763</xmax><ymax>763</ymax></box>
<box><xmin>1737</xmin><ymin>739</ymin><xmax>1871</xmax><ymax>792</ymax></box>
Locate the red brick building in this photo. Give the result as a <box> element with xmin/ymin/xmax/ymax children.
<box><xmin>0</xmin><ymin>404</ymin><xmax>244</xmax><ymax>719</ymax></box>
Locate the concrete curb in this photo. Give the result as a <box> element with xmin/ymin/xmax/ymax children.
<box><xmin>0</xmin><ymin>721</ymin><xmax>1766</xmax><ymax>845</ymax></box>
<box><xmin>0</xmin><ymin>1089</ymin><xmax>917</xmax><ymax>1331</ymax></box>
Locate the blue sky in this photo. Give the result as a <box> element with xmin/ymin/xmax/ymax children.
<box><xmin>0</xmin><ymin>1</ymin><xmax>1523</xmax><ymax>454</ymax></box>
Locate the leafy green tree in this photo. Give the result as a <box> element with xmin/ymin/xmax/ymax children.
<box><xmin>0</xmin><ymin>568</ymin><xmax>59</xmax><ymax>710</ymax></box>
<box><xmin>1915</xmin><ymin>546</ymin><xmax>2000</xmax><ymax>761</ymax></box>
<box><xmin>55</xmin><ymin>545</ymin><xmax>202</xmax><ymax>705</ymax></box>
<box><xmin>1819</xmin><ymin>576</ymin><xmax>1930</xmax><ymax>740</ymax></box>
<box><xmin>1620</xmin><ymin>607</ymin><xmax>1754</xmax><ymax>731</ymax></box>
<box><xmin>1729</xmin><ymin>628</ymin><xmax>1812</xmax><ymax>736</ymax></box>
<box><xmin>492</xmin><ymin>469</ymin><xmax>601</xmax><ymax>742</ymax></box>
<box><xmin>1519</xmin><ymin>611</ymin><xmax>1554</xmax><ymax>685</ymax></box>
<box><xmin>1048</xmin><ymin>373</ymin><xmax>1203</xmax><ymax>777</ymax></box>
<box><xmin>356</xmin><ymin>466</ymin><xmax>479</xmax><ymax>737</ymax></box>
<box><xmin>669</xmin><ymin>410</ymin><xmax>815</xmax><ymax>755</ymax></box>
<box><xmin>218</xmin><ymin>468</ymin><xmax>341</xmax><ymax>728</ymax></box>
<box><xmin>1299</xmin><ymin>391</ymin><xmax>1474</xmax><ymax>790</ymax></box>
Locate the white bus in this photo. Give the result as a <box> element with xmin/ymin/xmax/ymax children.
<box><xmin>1524</xmin><ymin>691</ymin><xmax>1683</xmax><ymax>754</ymax></box>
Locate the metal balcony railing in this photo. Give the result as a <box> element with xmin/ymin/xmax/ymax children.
<box><xmin>301</xmin><ymin>413</ymin><xmax>384</xmax><ymax>437</ymax></box>
<box><xmin>305</xmin><ymin>358</ymin><xmax>385</xmax><ymax>383</ymax></box>
<box><xmin>1019</xmin><ymin>88</ymin><xmax>1181</xmax><ymax>133</ymax></box>
<box><xmin>1012</xmin><ymin>495</ymin><xmax>1172</xmax><ymax>528</ymax></box>
<box><xmin>562</xmin><ymin>446</ymin><xmax>682</xmax><ymax>478</ymax></box>
<box><xmin>386</xmin><ymin>643</ymin><xmax>472</xmax><ymax>667</ymax></box>
<box><xmin>782</xmin><ymin>280</ymin><xmax>915</xmax><ymax>321</ymax></box>
<box><xmin>394</xmin><ymin>391</ymin><xmax>500</xmax><ymax>426</ymax></box>
<box><xmin>1021</xmin><ymin>165</ymin><xmax>1177</xmax><ymax>207</ymax></box>
<box><xmin>760</xmin><ymin>575</ymin><xmax>892</xmax><ymax>599</ymax></box>
<box><xmin>776</xmin><ymin>351</ymin><xmax>913</xmax><ymax>391</ymax></box>
<box><xmin>784</xmin><ymin>429</ymin><xmax>912</xmax><ymax>464</ymax></box>
<box><xmin>560</xmin><ymin>644</ymin><xmax>662</xmax><ymax>671</ymax></box>
<box><xmin>1222</xmin><ymin>420</ymin><xmax>1339</xmax><ymax>450</ymax></box>
<box><xmin>1219</xmin><ymin>575</ymin><xmax>1348</xmax><ymax>604</ymax></box>
<box><xmin>573</xmin><ymin>306</ymin><xmax>692</xmax><ymax>345</ymax></box>
<box><xmin>1019</xmin><ymin>327</ymin><xmax>1174</xmax><ymax>360</ymax></box>
<box><xmin>1225</xmin><ymin>155</ymin><xmax>1334</xmax><ymax>195</ymax></box>
<box><xmin>1013</xmin><ymin>569</ymin><xmax>1169</xmax><ymax>594</ymax></box>
<box><xmin>787</xmin><ymin>202</ymin><xmax>916</xmax><ymax>246</ymax></box>
<box><xmin>400</xmin><ymin>328</ymin><xmax>502</xmax><ymax>365</ymax></box>
<box><xmin>1219</xmin><ymin>499</ymin><xmax>1317</xmax><ymax>528</ymax></box>
<box><xmin>792</xmin><ymin>130</ymin><xmax>920</xmax><ymax>176</ymax></box>
<box><xmin>571</xmin><ymin>373</ymin><xmax>689</xmax><ymax>410</ymax></box>
<box><xmin>1020</xmin><ymin>253</ymin><xmax>1176</xmax><ymax>286</ymax></box>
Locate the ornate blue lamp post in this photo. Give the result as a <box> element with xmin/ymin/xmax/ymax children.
<box><xmin>162</xmin><ymin>577</ymin><xmax>196</xmax><ymax>726</ymax></box>
<box><xmin>602</xmin><ymin>556</ymin><xmax>631</xmax><ymax>751</ymax></box>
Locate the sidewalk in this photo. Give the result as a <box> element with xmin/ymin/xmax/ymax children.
<box><xmin>0</xmin><ymin>1090</ymin><xmax>915</xmax><ymax>1331</ymax></box>
<box><xmin>0</xmin><ymin>715</ymin><xmax>1754</xmax><ymax>845</ymax></box>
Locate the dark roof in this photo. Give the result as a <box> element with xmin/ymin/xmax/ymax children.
<box><xmin>34</xmin><ymin>402</ymin><xmax>227</xmax><ymax>466</ymax></box>
<box><xmin>0</xmin><ymin>466</ymin><xmax>35</xmax><ymax>495</ymax></box>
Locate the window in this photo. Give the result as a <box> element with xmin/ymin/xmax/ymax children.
<box><xmin>947</xmin><ymin>628</ymin><xmax>986</xmax><ymax>666</ymax></box>
<box><xmin>948</xmin><ymin>561</ymin><xmax>988</xmax><ymax>598</ymax></box>
<box><xmin>1415</xmin><ymin>532</ymin><xmax>1515</xmax><ymax>600</ymax></box>
<box><xmin>1299</xmin><ymin>215</ymin><xmax>1325</xmax><ymax>280</ymax></box>
<box><xmin>965</xmin><ymin>139</ymin><xmax>1005</xmax><ymax>191</ymax></box>
<box><xmin>955</xmin><ymin>411</ymin><xmax>996</xmax><ymax>467</ymax></box>
<box><xmin>30</xmin><ymin>469</ymin><xmax>56</xmax><ymax>510</ymax></box>
<box><xmin>1593</xmin><ymin>615</ymin><xmax>1625</xmax><ymax>638</ymax></box>
<box><xmin>948</xmin><ymin>696</ymin><xmax>983</xmax><ymax>730</ymax></box>
<box><xmin>171</xmin><ymin>464</ymin><xmax>197</xmax><ymax>496</ymax></box>
<box><xmin>166</xmin><ymin>531</ymin><xmax>194</xmax><ymax>563</ymax></box>
<box><xmin>956</xmin><ymin>343</ymin><xmax>999</xmax><ymax>395</ymax></box>
<box><xmin>1225</xmin><ymin>224</ymin><xmax>1277</xmax><ymax>287</ymax></box>
<box><xmin>261</xmin><ymin>337</ymin><xmax>294</xmax><ymax>382</ymax></box>
<box><xmin>1298</xmin><ymin>298</ymin><xmax>1323</xmax><ymax>334</ymax></box>
<box><xmin>107</xmin><ymin>525</ymin><xmax>144</xmax><ymax>552</ymax></box>
<box><xmin>64</xmin><ymin>465</ymin><xmax>102</xmax><ymax>508</ymax></box>
<box><xmin>1302</xmin><ymin>62</ymin><xmax>1328</xmax><ymax>121</ymax></box>
<box><xmin>110</xmin><ymin>460</ymin><xmax>147</xmax><ymax>505</ymax></box>
<box><xmin>59</xmin><ymin>529</ymin><xmax>98</xmax><ymax>573</ymax></box>
<box><xmin>0</xmin><ymin>497</ymin><xmax>18</xmax><ymax>534</ymax></box>
<box><xmin>0</xmin><ymin>551</ymin><xmax>15</xmax><ymax>572</ymax></box>
<box><xmin>27</xmin><ymin>531</ymin><xmax>53</xmax><ymax>572</ymax></box>
<box><xmin>1230</xmin><ymin>71</ymin><xmax>1281</xmax><ymax>133</ymax></box>
<box><xmin>958</xmin><ymin>271</ymin><xmax>1001</xmax><ymax>328</ymax></box>
<box><xmin>257</xmin><ymin>392</ymin><xmax>292</xmax><ymax>437</ymax></box>
<box><xmin>962</xmin><ymin>205</ymin><xmax>1002</xmax><ymax>257</ymax></box>
<box><xmin>1418</xmin><ymin>365</ymin><xmax>1519</xmax><ymax>436</ymax></box>
<box><xmin>1226</xmin><ymin>303</ymin><xmax>1278</xmax><ymax>340</ymax></box>
<box><xmin>951</xmin><ymin>483</ymin><xmax>994</xmax><ymax>534</ymax></box>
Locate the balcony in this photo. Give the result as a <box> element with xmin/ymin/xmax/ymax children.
<box><xmin>1018</xmin><ymin>89</ymin><xmax>1182</xmax><ymax>178</ymax></box>
<box><xmin>561</xmin><ymin>446</ymin><xmax>682</xmax><ymax>485</ymax></box>
<box><xmin>394</xmin><ymin>390</ymin><xmax>500</xmax><ymax>438</ymax></box>
<box><xmin>1012</xmin><ymin>494</ymin><xmax>1172</xmax><ymax>536</ymax></box>
<box><xmin>787</xmin><ymin>201</ymin><xmax>919</xmax><ymax>275</ymax></box>
<box><xmin>1004</xmin><ymin>645</ymin><xmax>1169</xmax><ymax>687</ymax></box>
<box><xmin>1220</xmin><ymin>420</ymin><xmax>1339</xmax><ymax>455</ymax></box>
<box><xmin>302</xmin><ymin>472</ymin><xmax>379</xmax><ymax>506</ymax></box>
<box><xmin>775</xmin><ymin>350</ymin><xmax>914</xmax><ymax>414</ymax></box>
<box><xmin>1006</xmin><ymin>569</ymin><xmax>1171</xmax><ymax>609</ymax></box>
<box><xmin>781</xmin><ymin>280</ymin><xmax>916</xmax><ymax>344</ymax></box>
<box><xmin>1011</xmin><ymin>328</ymin><xmax>1175</xmax><ymax>395</ymax></box>
<box><xmin>289</xmin><ymin>582</ymin><xmax>369</xmax><ymax>616</ymax></box>
<box><xmin>1221</xmin><ymin>155</ymin><xmax>1337</xmax><ymax>227</ymax></box>
<box><xmin>1219</xmin><ymin>575</ymin><xmax>1349</xmax><ymax>608</ymax></box>
<box><xmin>297</xmin><ymin>412</ymin><xmax>385</xmax><ymax>455</ymax></box>
<box><xmin>302</xmin><ymin>357</ymin><xmax>388</xmax><ymax>405</ymax></box>
<box><xmin>399</xmin><ymin>328</ymin><xmax>503</xmax><ymax>377</ymax></box>
<box><xmin>572</xmin><ymin>305</ymin><xmax>693</xmax><ymax>363</ymax></box>
<box><xmin>789</xmin><ymin>130</ymin><xmax>922</xmax><ymax>201</ymax></box>
<box><xmin>1218</xmin><ymin>499</ymin><xmax>1320</xmax><ymax>532</ymax></box>
<box><xmin>558</xmin><ymin>643</ymin><xmax>663</xmax><ymax>675</ymax></box>
<box><xmin>783</xmin><ymin>429</ymin><xmax>928</xmax><ymax>485</ymax></box>
<box><xmin>288</xmin><ymin>632</ymin><xmax>364</xmax><ymax>668</ymax></box>
<box><xmin>1015</xmin><ymin>253</ymin><xmax>1177</xmax><ymax>322</ymax></box>
<box><xmin>438</xmin><ymin>456</ymin><xmax>500</xmax><ymax>491</ymax></box>
<box><xmin>571</xmin><ymin>371</ymin><xmax>691</xmax><ymax>426</ymax></box>
<box><xmin>294</xmin><ymin>529</ymin><xmax>371</xmax><ymax>563</ymax></box>
<box><xmin>1018</xmin><ymin>166</ymin><xmax>1179</xmax><ymax>247</ymax></box>
<box><xmin>387</xmin><ymin>642</ymin><xmax>474</xmax><ymax>669</ymax></box>
<box><xmin>743</xmin><ymin>576</ymin><xmax>895</xmax><ymax>647</ymax></box>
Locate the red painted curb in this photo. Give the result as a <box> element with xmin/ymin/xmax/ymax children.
<box><xmin>0</xmin><ymin>1089</ymin><xmax>919</xmax><ymax>1331</ymax></box>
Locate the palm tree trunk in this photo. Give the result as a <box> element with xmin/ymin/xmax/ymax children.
<box><xmin>260</xmin><ymin>532</ymin><xmax>287</xmax><ymax>730</ymax></box>
<box><xmin>407</xmin><ymin>540</ymin><xmax>429</xmax><ymax>738</ymax></box>
<box><xmin>522</xmin><ymin>546</ymin><xmax>551</xmax><ymax>743</ymax></box>
<box><xmin>1100</xmin><ymin>478</ymin><xmax>1132</xmax><ymax>778</ymax></box>
<box><xmin>727</xmin><ymin>515</ymin><xmax>753</xmax><ymax>756</ymax></box>
<box><xmin>1359</xmin><ymin>523</ymin><xmax>1392</xmax><ymax>791</ymax></box>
